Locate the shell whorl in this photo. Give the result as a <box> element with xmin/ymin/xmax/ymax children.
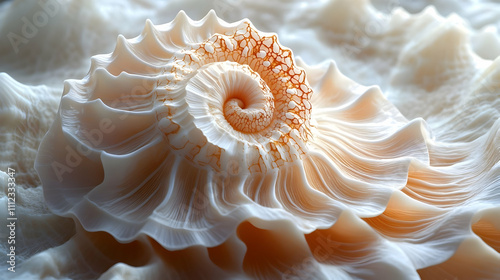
<box><xmin>157</xmin><ymin>21</ymin><xmax>313</xmax><ymax>173</ymax></box>
<box><xmin>187</xmin><ymin>62</ymin><xmax>275</xmax><ymax>133</ymax></box>
<box><xmin>35</xmin><ymin>12</ymin><xmax>326</xmax><ymax>250</ymax></box>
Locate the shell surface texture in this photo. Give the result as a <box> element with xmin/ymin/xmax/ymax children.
<box><xmin>0</xmin><ymin>1</ymin><xmax>499</xmax><ymax>279</ymax></box>
<box><xmin>36</xmin><ymin>12</ymin><xmax>322</xmax><ymax>249</ymax></box>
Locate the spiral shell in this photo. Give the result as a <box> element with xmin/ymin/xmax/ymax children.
<box><xmin>34</xmin><ymin>11</ymin><xmax>491</xmax><ymax>272</ymax></box>
<box><xmin>36</xmin><ymin>10</ymin><xmax>416</xmax><ymax>250</ymax></box>
<box><xmin>158</xmin><ymin>19</ymin><xmax>313</xmax><ymax>173</ymax></box>
<box><xmin>35</xmin><ymin>11</ymin><xmax>322</xmax><ymax>249</ymax></box>
<box><xmin>13</xmin><ymin>3</ymin><xmax>499</xmax><ymax>278</ymax></box>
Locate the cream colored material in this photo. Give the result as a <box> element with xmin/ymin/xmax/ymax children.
<box><xmin>1</xmin><ymin>1</ymin><xmax>499</xmax><ymax>279</ymax></box>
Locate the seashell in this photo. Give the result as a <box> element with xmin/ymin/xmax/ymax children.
<box><xmin>35</xmin><ymin>10</ymin><xmax>426</xmax><ymax>252</ymax></box>
<box><xmin>0</xmin><ymin>0</ymin><xmax>498</xmax><ymax>279</ymax></box>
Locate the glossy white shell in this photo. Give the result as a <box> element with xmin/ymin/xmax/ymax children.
<box><xmin>1</xmin><ymin>0</ymin><xmax>499</xmax><ymax>279</ymax></box>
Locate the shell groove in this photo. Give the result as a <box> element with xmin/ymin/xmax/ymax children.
<box><xmin>35</xmin><ymin>11</ymin><xmax>426</xmax><ymax>250</ymax></box>
<box><xmin>30</xmin><ymin>8</ymin><xmax>500</xmax><ymax>280</ymax></box>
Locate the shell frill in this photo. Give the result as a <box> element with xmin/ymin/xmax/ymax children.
<box><xmin>26</xmin><ymin>8</ymin><xmax>500</xmax><ymax>280</ymax></box>
<box><xmin>157</xmin><ymin>20</ymin><xmax>314</xmax><ymax>174</ymax></box>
